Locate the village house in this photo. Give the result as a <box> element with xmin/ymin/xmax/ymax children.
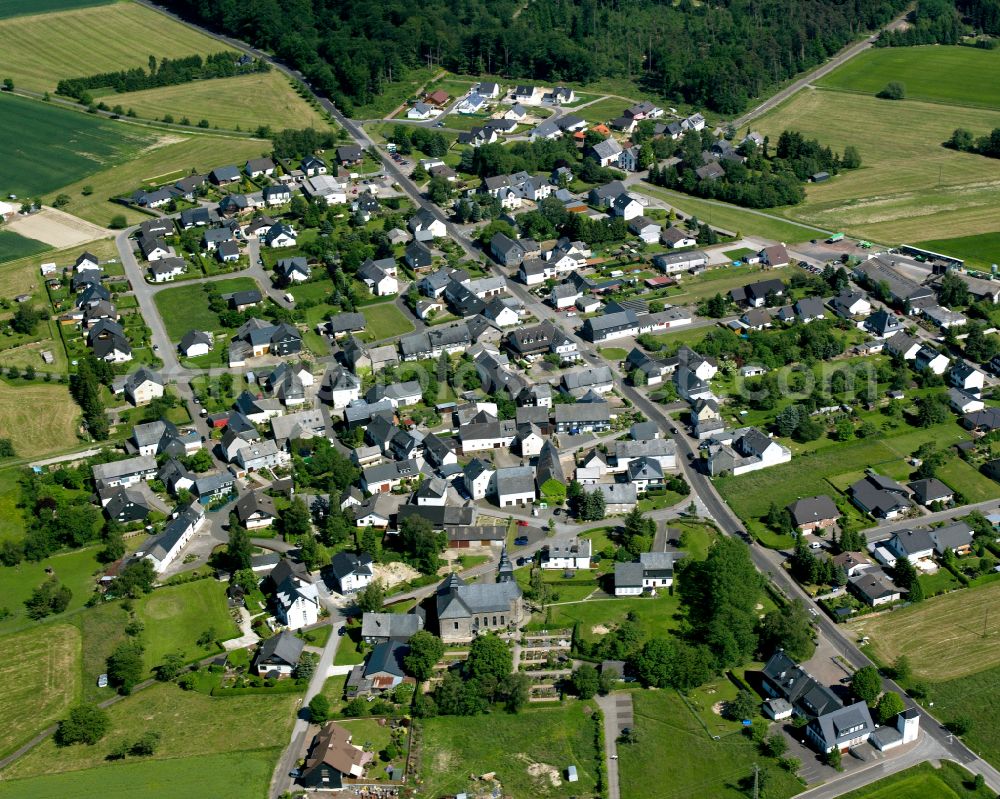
<box><xmin>787</xmin><ymin>495</ymin><xmax>840</xmax><ymax>533</ymax></box>
<box><xmin>542</xmin><ymin>538</ymin><xmax>592</xmax><ymax>570</ymax></box>
<box><xmin>614</xmin><ymin>552</ymin><xmax>680</xmax><ymax>595</ymax></box>
<box><xmin>254</xmin><ymin>630</ymin><xmax>304</xmax><ymax>678</ymax></box>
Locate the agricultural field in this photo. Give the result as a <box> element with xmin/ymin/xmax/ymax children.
<box><xmin>0</xmin><ymin>231</ymin><xmax>51</xmax><ymax>265</ymax></box>
<box><xmin>716</xmin><ymin>419</ymin><xmax>972</xmax><ymax>523</ymax></box>
<box><xmin>618</xmin><ymin>689</ymin><xmax>803</xmax><ymax>799</ymax></box>
<box><xmin>753</xmin><ymin>88</ymin><xmax>1000</xmax><ymax>243</ymax></box>
<box><xmin>2</xmin><ymin>680</ymin><xmax>296</xmax><ymax>779</ymax></box>
<box><xmin>110</xmin><ymin>71</ymin><xmax>330</xmax><ymax>132</ymax></box>
<box><xmin>0</xmin><ymin>379</ymin><xmax>82</xmax><ymax>459</ymax></box>
<box><xmin>135</xmin><ymin>580</ymin><xmax>241</xmax><ymax>671</ymax></box>
<box><xmin>0</xmin><ymin>544</ymin><xmax>104</xmax><ymax>636</ymax></box>
<box><xmin>849</xmin><ymin>579</ymin><xmax>1000</xmax><ymax>682</ymax></box>
<box><xmin>153</xmin><ymin>276</ymin><xmax>258</xmax><ymax>341</ymax></box>
<box><xmin>45</xmin><ymin>133</ymin><xmax>269</xmax><ymax>227</ymax></box>
<box><xmin>0</xmin><ymin>93</ymin><xmax>155</xmax><ymax>198</ymax></box>
<box><xmin>836</xmin><ymin>761</ymin><xmax>995</xmax><ymax>799</ymax></box>
<box><xmin>362</xmin><ymin>301</ymin><xmax>415</xmax><ymax>341</ymax></box>
<box><xmin>636</xmin><ymin>185</ymin><xmax>823</xmax><ymax>243</ymax></box>
<box><xmin>0</xmin><ymin>750</ymin><xmax>279</xmax><ymax>799</ymax></box>
<box><xmin>815</xmin><ymin>45</ymin><xmax>1000</xmax><ymax>111</ymax></box>
<box><xmin>0</xmin><ymin>2</ymin><xmax>235</xmax><ymax>94</ymax></box>
<box><xmin>418</xmin><ymin>701</ymin><xmax>600</xmax><ymax>799</ymax></box>
<box><xmin>0</xmin><ymin>624</ymin><xmax>81</xmax><ymax>759</ymax></box>
<box><xmin>0</xmin><ymin>0</ymin><xmax>115</xmax><ymax>18</ymax></box>
<box><xmin>914</xmin><ymin>232</ymin><xmax>1000</xmax><ymax>269</ymax></box>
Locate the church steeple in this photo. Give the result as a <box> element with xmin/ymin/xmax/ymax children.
<box><xmin>497</xmin><ymin>544</ymin><xmax>514</xmax><ymax>583</ymax></box>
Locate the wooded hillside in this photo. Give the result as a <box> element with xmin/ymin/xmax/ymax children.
<box><xmin>163</xmin><ymin>0</ymin><xmax>908</xmax><ymax>114</ymax></box>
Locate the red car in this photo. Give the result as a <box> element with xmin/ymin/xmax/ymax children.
<box><xmin>517</xmin><ymin>520</ymin><xmax>529</xmax><ymax>526</ymax></box>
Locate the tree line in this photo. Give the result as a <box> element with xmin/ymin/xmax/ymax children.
<box><xmin>56</xmin><ymin>53</ymin><xmax>269</xmax><ymax>103</ymax></box>
<box><xmin>162</xmin><ymin>0</ymin><xmax>907</xmax><ymax>115</ymax></box>
<box><xmin>945</xmin><ymin>127</ymin><xmax>1000</xmax><ymax>158</ymax></box>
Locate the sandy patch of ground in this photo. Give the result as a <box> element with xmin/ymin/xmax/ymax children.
<box><xmin>525</xmin><ymin>759</ymin><xmax>561</xmax><ymax>788</ymax></box>
<box><xmin>712</xmin><ymin>701</ymin><xmax>725</xmax><ymax>716</ymax></box>
<box><xmin>5</xmin><ymin>206</ymin><xmax>111</xmax><ymax>248</ymax></box>
<box><xmin>591</xmin><ymin>624</ymin><xmax>610</xmax><ymax>635</ymax></box>
<box><xmin>372</xmin><ymin>560</ymin><xmax>421</xmax><ymax>587</ymax></box>
<box><xmin>433</xmin><ymin>750</ymin><xmax>454</xmax><ymax>772</ymax></box>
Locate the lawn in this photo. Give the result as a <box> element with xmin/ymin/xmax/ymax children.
<box><xmin>0</xmin><ymin>467</ymin><xmax>23</xmax><ymax>545</ymax></box>
<box><xmin>0</xmin><ymin>231</ymin><xmax>51</xmax><ymax>265</ymax></box>
<box><xmin>753</xmin><ymin>88</ymin><xmax>1000</xmax><ymax>242</ymax></box>
<box><xmin>0</xmin><ymin>93</ymin><xmax>155</xmax><ymax>198</ymax></box>
<box><xmin>723</xmin><ymin>247</ymin><xmax>757</xmax><ymax>262</ymax></box>
<box><xmin>516</xmin><ymin>567</ymin><xmax>602</xmax><ymax>605</ymax></box>
<box><xmin>135</xmin><ymin>580</ymin><xmax>241</xmax><ymax>672</ymax></box>
<box><xmin>353</xmin><ymin>65</ymin><xmax>440</xmax><ymax>119</ymax></box>
<box><xmin>815</xmin><ymin>45</ymin><xmax>1000</xmax><ymax>112</ymax></box>
<box><xmin>111</xmin><ymin>71</ymin><xmax>330</xmax><ymax>132</ymax></box>
<box><xmin>924</xmin><ymin>663</ymin><xmax>1000</xmax><ymax>769</ymax></box>
<box><xmin>0</xmin><ymin>2</ymin><xmax>236</xmax><ymax>94</ymax></box>
<box><xmin>715</xmin><ymin>419</ymin><xmax>971</xmax><ymax>522</ymax></box>
<box><xmin>637</xmin><ymin>489</ymin><xmax>686</xmax><ymax>513</ymax></box>
<box><xmin>362</xmin><ymin>301</ymin><xmax>415</xmax><ymax>341</ymax></box>
<box><xmin>0</xmin><ymin>750</ymin><xmax>279</xmax><ymax>799</ymax></box>
<box><xmin>576</xmin><ymin>96</ymin><xmax>631</xmax><ymax>125</ymax></box>
<box><xmin>935</xmin><ymin>457</ymin><xmax>1000</xmax><ymax>503</ymax></box>
<box><xmin>418</xmin><ymin>701</ymin><xmax>600</xmax><ymax>799</ymax></box>
<box><xmin>618</xmin><ymin>689</ymin><xmax>802</xmax><ymax>799</ymax></box>
<box><xmin>598</xmin><ymin>347</ymin><xmax>628</xmax><ymax>361</ymax></box>
<box><xmin>47</xmin><ymin>132</ymin><xmax>269</xmax><ymax>227</ymax></box>
<box><xmin>0</xmin><ymin>624</ymin><xmax>81</xmax><ymax>759</ymax></box>
<box><xmin>849</xmin><ymin>579</ymin><xmax>1000</xmax><ymax>682</ymax></box>
<box><xmin>153</xmin><ymin>276</ymin><xmax>258</xmax><ymax>341</ymax></box>
<box><xmin>0</xmin><ymin>379</ymin><xmax>82</xmax><ymax>459</ymax></box>
<box><xmin>675</xmin><ymin>520</ymin><xmax>718</xmax><ymax>561</ymax></box>
<box><xmin>72</xmin><ymin>600</ymin><xmax>130</xmax><ymax>703</ymax></box>
<box><xmin>543</xmin><ymin>593</ymin><xmax>682</xmax><ymax>642</ymax></box>
<box><xmin>667</xmin><ymin>263</ymin><xmax>799</xmax><ymax>305</ymax></box>
<box><xmin>0</xmin><ymin>0</ymin><xmax>115</xmax><ymax>18</ymax></box>
<box><xmin>838</xmin><ymin>761</ymin><xmax>994</xmax><ymax>799</ymax></box>
<box><xmin>2</xmin><ymin>678</ymin><xmax>296</xmax><ymax>778</ymax></box>
<box><xmin>334</xmin><ymin>625</ymin><xmax>367</xmax><ymax>666</ymax></box>
<box><xmin>0</xmin><ymin>544</ymin><xmax>104</xmax><ymax>635</ymax></box>
<box><xmin>636</xmin><ymin>184</ymin><xmax>823</xmax><ymax>243</ymax></box>
<box><xmin>913</xmin><ymin>231</ymin><xmax>1000</xmax><ymax>269</ymax></box>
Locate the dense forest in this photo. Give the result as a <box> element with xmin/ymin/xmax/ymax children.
<box><xmin>163</xmin><ymin>0</ymin><xmax>908</xmax><ymax>115</ymax></box>
<box><xmin>878</xmin><ymin>0</ymin><xmax>1000</xmax><ymax>45</ymax></box>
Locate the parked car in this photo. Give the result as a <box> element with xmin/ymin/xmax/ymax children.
<box><xmin>517</xmin><ymin>520</ymin><xmax>529</xmax><ymax>526</ymax></box>
<box><xmin>514</xmin><ymin>535</ymin><xmax>529</xmax><ymax>546</ymax></box>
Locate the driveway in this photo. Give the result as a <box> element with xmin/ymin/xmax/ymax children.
<box><xmin>595</xmin><ymin>692</ymin><xmax>632</xmax><ymax>799</ymax></box>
